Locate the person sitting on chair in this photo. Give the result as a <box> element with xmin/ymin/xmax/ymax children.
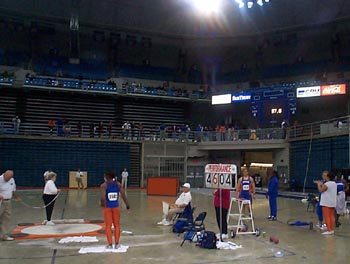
<box><xmin>158</xmin><ymin>183</ymin><xmax>192</xmax><ymax>226</ymax></box>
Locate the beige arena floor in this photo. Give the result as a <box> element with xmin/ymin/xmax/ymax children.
<box><xmin>0</xmin><ymin>188</ymin><xmax>349</xmax><ymax>264</ymax></box>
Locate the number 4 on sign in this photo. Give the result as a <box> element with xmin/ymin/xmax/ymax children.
<box><xmin>206</xmin><ymin>174</ymin><xmax>211</xmax><ymax>184</ymax></box>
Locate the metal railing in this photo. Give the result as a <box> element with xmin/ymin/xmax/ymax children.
<box><xmin>289</xmin><ymin>116</ymin><xmax>349</xmax><ymax>139</ymax></box>
<box><xmin>1</xmin><ymin>125</ymin><xmax>287</xmax><ymax>142</ymax></box>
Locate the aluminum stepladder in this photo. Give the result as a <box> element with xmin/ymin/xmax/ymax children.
<box><xmin>227</xmin><ymin>198</ymin><xmax>260</xmax><ymax>237</ymax></box>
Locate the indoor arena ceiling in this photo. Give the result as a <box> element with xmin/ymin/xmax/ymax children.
<box><xmin>0</xmin><ymin>0</ymin><xmax>350</xmax><ymax>38</ymax></box>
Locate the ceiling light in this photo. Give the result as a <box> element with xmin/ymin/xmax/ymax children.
<box><xmin>191</xmin><ymin>0</ymin><xmax>223</xmax><ymax>14</ymax></box>
<box><xmin>235</xmin><ymin>0</ymin><xmax>245</xmax><ymax>9</ymax></box>
<box><xmin>234</xmin><ymin>0</ymin><xmax>271</xmax><ymax>9</ymax></box>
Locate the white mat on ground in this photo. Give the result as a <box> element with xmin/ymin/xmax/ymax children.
<box><xmin>59</xmin><ymin>236</ymin><xmax>99</xmax><ymax>243</ymax></box>
<box><xmin>79</xmin><ymin>245</ymin><xmax>129</xmax><ymax>254</ymax></box>
<box><xmin>216</xmin><ymin>241</ymin><xmax>242</xmax><ymax>250</ymax></box>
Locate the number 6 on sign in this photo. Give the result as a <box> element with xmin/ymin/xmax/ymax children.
<box><xmin>204</xmin><ymin>164</ymin><xmax>237</xmax><ymax>190</ymax></box>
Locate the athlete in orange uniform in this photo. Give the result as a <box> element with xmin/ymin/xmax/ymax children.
<box><xmin>100</xmin><ymin>171</ymin><xmax>130</xmax><ymax>249</ymax></box>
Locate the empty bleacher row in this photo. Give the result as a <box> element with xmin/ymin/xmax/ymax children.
<box><xmin>0</xmin><ymin>88</ymin><xmax>188</xmax><ymax>139</ymax></box>
<box><xmin>0</xmin><ymin>95</ymin><xmax>18</xmax><ymax>133</ymax></box>
<box><xmin>23</xmin><ymin>76</ymin><xmax>208</xmax><ymax>100</ymax></box>
<box><xmin>22</xmin><ymin>95</ymin><xmax>117</xmax><ymax>137</ymax></box>
<box><xmin>122</xmin><ymin>102</ymin><xmax>186</xmax><ymax>130</ymax></box>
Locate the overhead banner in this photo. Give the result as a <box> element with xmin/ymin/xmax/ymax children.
<box><xmin>296</xmin><ymin>86</ymin><xmax>321</xmax><ymax>98</ymax></box>
<box><xmin>297</xmin><ymin>84</ymin><xmax>346</xmax><ymax>98</ymax></box>
<box><xmin>212</xmin><ymin>94</ymin><xmax>231</xmax><ymax>105</ymax></box>
<box><xmin>232</xmin><ymin>93</ymin><xmax>252</xmax><ymax>102</ymax></box>
<box><xmin>321</xmin><ymin>84</ymin><xmax>346</xmax><ymax>96</ymax></box>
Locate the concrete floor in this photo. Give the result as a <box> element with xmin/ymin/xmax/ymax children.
<box><xmin>1</xmin><ymin>188</ymin><xmax>349</xmax><ymax>264</ymax></box>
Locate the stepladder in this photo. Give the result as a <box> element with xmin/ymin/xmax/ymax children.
<box><xmin>227</xmin><ymin>198</ymin><xmax>260</xmax><ymax>237</ymax></box>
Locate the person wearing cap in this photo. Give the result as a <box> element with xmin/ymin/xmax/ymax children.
<box><xmin>0</xmin><ymin>170</ymin><xmax>21</xmax><ymax>241</ymax></box>
<box><xmin>158</xmin><ymin>183</ymin><xmax>192</xmax><ymax>226</ymax></box>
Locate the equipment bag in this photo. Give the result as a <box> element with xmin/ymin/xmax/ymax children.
<box><xmin>200</xmin><ymin>231</ymin><xmax>217</xmax><ymax>249</ymax></box>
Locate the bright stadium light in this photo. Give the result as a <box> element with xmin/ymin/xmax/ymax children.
<box><xmin>235</xmin><ymin>0</ymin><xmax>245</xmax><ymax>8</ymax></box>
<box><xmin>191</xmin><ymin>0</ymin><xmax>223</xmax><ymax>14</ymax></box>
<box><xmin>234</xmin><ymin>0</ymin><xmax>271</xmax><ymax>9</ymax></box>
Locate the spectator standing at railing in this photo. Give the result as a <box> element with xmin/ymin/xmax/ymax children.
<box><xmin>137</xmin><ymin>123</ymin><xmax>145</xmax><ymax>140</ymax></box>
<box><xmin>227</xmin><ymin>126</ymin><xmax>232</xmax><ymax>141</ymax></box>
<box><xmin>194</xmin><ymin>124</ymin><xmax>203</xmax><ymax>142</ymax></box>
<box><xmin>170</xmin><ymin>124</ymin><xmax>177</xmax><ymax>141</ymax></box>
<box><xmin>98</xmin><ymin>121</ymin><xmax>104</xmax><ymax>138</ymax></box>
<box><xmin>108</xmin><ymin>121</ymin><xmax>113</xmax><ymax>138</ymax></box>
<box><xmin>203</xmin><ymin>126</ymin><xmax>209</xmax><ymax>142</ymax></box>
<box><xmin>131</xmin><ymin>122</ymin><xmax>136</xmax><ymax>140</ymax></box>
<box><xmin>12</xmin><ymin>116</ymin><xmax>20</xmax><ymax>135</ymax></box>
<box><xmin>63</xmin><ymin>120</ymin><xmax>71</xmax><ymax>137</ymax></box>
<box><xmin>77</xmin><ymin>121</ymin><xmax>82</xmax><ymax>138</ymax></box>
<box><xmin>48</xmin><ymin>119</ymin><xmax>55</xmax><ymax>136</ymax></box>
<box><xmin>57</xmin><ymin>118</ymin><xmax>63</xmax><ymax>137</ymax></box>
<box><xmin>185</xmin><ymin>124</ymin><xmax>191</xmax><ymax>142</ymax></box>
<box><xmin>122</xmin><ymin>121</ymin><xmax>130</xmax><ymax>140</ymax></box>
<box><xmin>179</xmin><ymin>124</ymin><xmax>186</xmax><ymax>142</ymax></box>
<box><xmin>90</xmin><ymin>123</ymin><xmax>95</xmax><ymax>138</ymax></box>
<box><xmin>281</xmin><ymin>119</ymin><xmax>288</xmax><ymax>139</ymax></box>
<box><xmin>126</xmin><ymin>121</ymin><xmax>131</xmax><ymax>140</ymax></box>
<box><xmin>160</xmin><ymin>123</ymin><xmax>166</xmax><ymax>141</ymax></box>
<box><xmin>292</xmin><ymin>120</ymin><xmax>299</xmax><ymax>138</ymax></box>
<box><xmin>220</xmin><ymin>125</ymin><xmax>226</xmax><ymax>141</ymax></box>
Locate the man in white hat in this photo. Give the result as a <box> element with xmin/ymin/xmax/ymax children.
<box><xmin>158</xmin><ymin>183</ymin><xmax>192</xmax><ymax>226</ymax></box>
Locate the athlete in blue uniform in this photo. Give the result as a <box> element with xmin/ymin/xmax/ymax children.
<box><xmin>100</xmin><ymin>171</ymin><xmax>130</xmax><ymax>249</ymax></box>
<box><xmin>236</xmin><ymin>168</ymin><xmax>256</xmax><ymax>215</ymax></box>
<box><xmin>335</xmin><ymin>175</ymin><xmax>348</xmax><ymax>227</ymax></box>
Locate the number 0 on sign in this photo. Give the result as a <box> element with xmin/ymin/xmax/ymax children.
<box><xmin>204</xmin><ymin>164</ymin><xmax>237</xmax><ymax>189</ymax></box>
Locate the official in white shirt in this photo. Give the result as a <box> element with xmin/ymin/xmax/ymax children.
<box><xmin>75</xmin><ymin>169</ymin><xmax>84</xmax><ymax>189</ymax></box>
<box><xmin>0</xmin><ymin>170</ymin><xmax>20</xmax><ymax>241</ymax></box>
<box><xmin>158</xmin><ymin>183</ymin><xmax>192</xmax><ymax>225</ymax></box>
<box><xmin>121</xmin><ymin>168</ymin><xmax>129</xmax><ymax>189</ymax></box>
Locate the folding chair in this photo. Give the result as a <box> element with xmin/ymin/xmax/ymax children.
<box><xmin>180</xmin><ymin>211</ymin><xmax>207</xmax><ymax>246</ymax></box>
<box><xmin>173</xmin><ymin>202</ymin><xmax>193</xmax><ymax>223</ymax></box>
<box><xmin>172</xmin><ymin>203</ymin><xmax>196</xmax><ymax>234</ymax></box>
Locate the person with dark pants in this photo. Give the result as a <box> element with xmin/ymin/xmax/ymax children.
<box><xmin>42</xmin><ymin>172</ymin><xmax>60</xmax><ymax>226</ymax></box>
<box><xmin>266</xmin><ymin>170</ymin><xmax>279</xmax><ymax>221</ymax></box>
<box><xmin>214</xmin><ymin>188</ymin><xmax>231</xmax><ymax>240</ymax></box>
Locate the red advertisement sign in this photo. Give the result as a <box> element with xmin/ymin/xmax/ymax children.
<box><xmin>321</xmin><ymin>84</ymin><xmax>346</xmax><ymax>96</ymax></box>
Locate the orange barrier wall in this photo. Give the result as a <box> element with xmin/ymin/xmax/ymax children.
<box><xmin>147</xmin><ymin>177</ymin><xmax>179</xmax><ymax>196</ymax></box>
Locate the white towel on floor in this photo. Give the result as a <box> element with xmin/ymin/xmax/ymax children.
<box><xmin>216</xmin><ymin>241</ymin><xmax>242</xmax><ymax>250</ymax></box>
<box><xmin>79</xmin><ymin>245</ymin><xmax>129</xmax><ymax>254</ymax></box>
<box><xmin>59</xmin><ymin>236</ymin><xmax>99</xmax><ymax>243</ymax></box>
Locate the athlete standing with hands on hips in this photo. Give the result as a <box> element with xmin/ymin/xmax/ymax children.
<box><xmin>236</xmin><ymin>168</ymin><xmax>256</xmax><ymax>216</ymax></box>
<box><xmin>100</xmin><ymin>171</ymin><xmax>130</xmax><ymax>249</ymax></box>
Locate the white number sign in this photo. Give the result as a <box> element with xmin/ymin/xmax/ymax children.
<box><xmin>204</xmin><ymin>164</ymin><xmax>237</xmax><ymax>189</ymax></box>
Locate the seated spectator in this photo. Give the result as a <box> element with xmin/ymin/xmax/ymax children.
<box><xmin>157</xmin><ymin>183</ymin><xmax>192</xmax><ymax>226</ymax></box>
